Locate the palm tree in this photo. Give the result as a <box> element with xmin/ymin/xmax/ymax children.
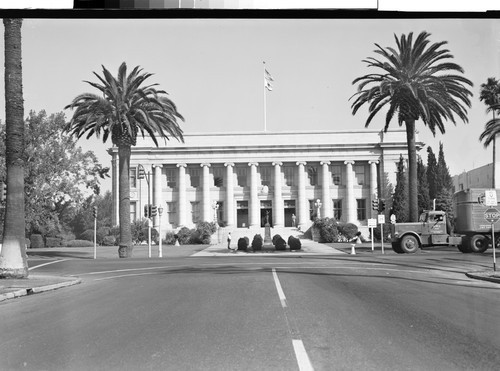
<box><xmin>351</xmin><ymin>31</ymin><xmax>473</xmax><ymax>221</ymax></box>
<box><xmin>479</xmin><ymin>77</ymin><xmax>500</xmax><ymax>188</ymax></box>
<box><xmin>0</xmin><ymin>19</ymin><xmax>28</xmax><ymax>278</ymax></box>
<box><xmin>65</xmin><ymin>62</ymin><xmax>184</xmax><ymax>258</ymax></box>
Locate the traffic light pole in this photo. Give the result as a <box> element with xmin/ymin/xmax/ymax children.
<box><xmin>93</xmin><ymin>206</ymin><xmax>97</xmax><ymax>259</ymax></box>
<box><xmin>138</xmin><ymin>164</ymin><xmax>152</xmax><ymax>258</ymax></box>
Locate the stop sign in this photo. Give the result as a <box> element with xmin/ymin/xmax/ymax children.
<box><xmin>484</xmin><ymin>208</ymin><xmax>500</xmax><ymax>223</ymax></box>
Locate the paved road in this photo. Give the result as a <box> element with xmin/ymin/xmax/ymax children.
<box><xmin>0</xmin><ymin>249</ymin><xmax>499</xmax><ymax>370</ymax></box>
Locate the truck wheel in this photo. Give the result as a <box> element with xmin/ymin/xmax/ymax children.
<box><xmin>392</xmin><ymin>242</ymin><xmax>404</xmax><ymax>254</ymax></box>
<box><xmin>400</xmin><ymin>235</ymin><xmax>420</xmax><ymax>254</ymax></box>
<box><xmin>469</xmin><ymin>234</ymin><xmax>488</xmax><ymax>253</ymax></box>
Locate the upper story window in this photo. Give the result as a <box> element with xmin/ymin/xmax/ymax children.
<box><xmin>187</xmin><ymin>167</ymin><xmax>200</xmax><ymax>188</ymax></box>
<box><xmin>130</xmin><ymin>167</ymin><xmax>137</xmax><ymax>189</ymax></box>
<box><xmin>283</xmin><ymin>166</ymin><xmax>295</xmax><ymax>186</ymax></box>
<box><xmin>330</xmin><ymin>165</ymin><xmax>342</xmax><ymax>186</ymax></box>
<box><xmin>260</xmin><ymin>166</ymin><xmax>272</xmax><ymax>187</ymax></box>
<box><xmin>166</xmin><ymin>168</ymin><xmax>177</xmax><ymax>189</ymax></box>
<box><xmin>213</xmin><ymin>167</ymin><xmax>224</xmax><ymax>187</ymax></box>
<box><xmin>307</xmin><ymin>166</ymin><xmax>318</xmax><ymax>186</ymax></box>
<box><xmin>236</xmin><ymin>167</ymin><xmax>247</xmax><ymax>187</ymax></box>
<box><xmin>354</xmin><ymin>164</ymin><xmax>366</xmax><ymax>186</ymax></box>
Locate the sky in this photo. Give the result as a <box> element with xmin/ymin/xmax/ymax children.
<box><xmin>0</xmin><ymin>16</ymin><xmax>499</xmax><ymax>194</ymax></box>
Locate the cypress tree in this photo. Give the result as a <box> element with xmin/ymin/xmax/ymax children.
<box><xmin>417</xmin><ymin>156</ymin><xmax>431</xmax><ymax>213</ymax></box>
<box><xmin>427</xmin><ymin>146</ymin><xmax>438</xmax><ymax>200</ymax></box>
<box><xmin>392</xmin><ymin>154</ymin><xmax>409</xmax><ymax>223</ymax></box>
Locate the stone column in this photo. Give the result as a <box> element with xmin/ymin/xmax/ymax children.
<box><xmin>177</xmin><ymin>164</ymin><xmax>187</xmax><ymax>227</ymax></box>
<box><xmin>273</xmin><ymin>162</ymin><xmax>284</xmax><ymax>228</ymax></box>
<box><xmin>249</xmin><ymin>162</ymin><xmax>260</xmax><ymax>228</ymax></box>
<box><xmin>369</xmin><ymin>160</ymin><xmax>379</xmax><ymax>218</ymax></box>
<box><xmin>321</xmin><ymin>161</ymin><xmax>332</xmax><ymax>219</ymax></box>
<box><xmin>153</xmin><ymin>164</ymin><xmax>163</xmax><ymax>228</ymax></box>
<box><xmin>111</xmin><ymin>152</ymin><xmax>119</xmax><ymax>226</ymax></box>
<box><xmin>224</xmin><ymin>162</ymin><xmax>235</xmax><ymax>227</ymax></box>
<box><xmin>296</xmin><ymin>161</ymin><xmax>308</xmax><ymax>229</ymax></box>
<box><xmin>201</xmin><ymin>163</ymin><xmax>211</xmax><ymax>222</ymax></box>
<box><xmin>344</xmin><ymin>160</ymin><xmax>356</xmax><ymax>223</ymax></box>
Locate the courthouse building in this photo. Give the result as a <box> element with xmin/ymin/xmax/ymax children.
<box><xmin>108</xmin><ymin>129</ymin><xmax>417</xmax><ymax>232</ymax></box>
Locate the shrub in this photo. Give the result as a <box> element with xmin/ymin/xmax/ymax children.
<box><xmin>30</xmin><ymin>234</ymin><xmax>44</xmax><ymax>248</ymax></box>
<box><xmin>102</xmin><ymin>235</ymin><xmax>116</xmax><ymax>246</ymax></box>
<box><xmin>272</xmin><ymin>234</ymin><xmax>287</xmax><ymax>250</ymax></box>
<box><xmin>79</xmin><ymin>229</ymin><xmax>95</xmax><ymax>242</ymax></box>
<box><xmin>177</xmin><ymin>227</ymin><xmax>193</xmax><ymax>245</ymax></box>
<box><xmin>195</xmin><ymin>221</ymin><xmax>217</xmax><ymax>244</ymax></box>
<box><xmin>338</xmin><ymin>223</ymin><xmax>358</xmax><ymax>241</ymax></box>
<box><xmin>238</xmin><ymin>237</ymin><xmax>249</xmax><ymax>251</ymax></box>
<box><xmin>288</xmin><ymin>235</ymin><xmax>302</xmax><ymax>250</ymax></box>
<box><xmin>66</xmin><ymin>239</ymin><xmax>94</xmax><ymax>247</ymax></box>
<box><xmin>251</xmin><ymin>234</ymin><xmax>263</xmax><ymax>251</ymax></box>
<box><xmin>45</xmin><ymin>237</ymin><xmax>62</xmax><ymax>248</ymax></box>
<box><xmin>373</xmin><ymin>225</ymin><xmax>391</xmax><ymax>242</ymax></box>
<box><xmin>164</xmin><ymin>232</ymin><xmax>177</xmax><ymax>245</ymax></box>
<box><xmin>313</xmin><ymin>218</ymin><xmax>339</xmax><ymax>243</ymax></box>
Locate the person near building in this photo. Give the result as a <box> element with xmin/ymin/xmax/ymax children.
<box><xmin>227</xmin><ymin>232</ymin><xmax>232</xmax><ymax>249</ymax></box>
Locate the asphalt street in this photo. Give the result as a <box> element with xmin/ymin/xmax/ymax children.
<box><xmin>0</xmin><ymin>247</ymin><xmax>499</xmax><ymax>371</ymax></box>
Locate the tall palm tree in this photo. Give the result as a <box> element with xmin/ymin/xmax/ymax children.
<box><xmin>65</xmin><ymin>62</ymin><xmax>184</xmax><ymax>258</ymax></box>
<box><xmin>0</xmin><ymin>19</ymin><xmax>28</xmax><ymax>278</ymax></box>
<box><xmin>351</xmin><ymin>31</ymin><xmax>473</xmax><ymax>222</ymax></box>
<box><xmin>479</xmin><ymin>77</ymin><xmax>500</xmax><ymax>188</ymax></box>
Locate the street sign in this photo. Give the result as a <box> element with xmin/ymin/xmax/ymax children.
<box><xmin>367</xmin><ymin>218</ymin><xmax>377</xmax><ymax>228</ymax></box>
<box><xmin>378</xmin><ymin>214</ymin><xmax>385</xmax><ymax>224</ymax></box>
<box><xmin>484</xmin><ymin>208</ymin><xmax>500</xmax><ymax>223</ymax></box>
<box><xmin>485</xmin><ymin>189</ymin><xmax>498</xmax><ymax>206</ymax></box>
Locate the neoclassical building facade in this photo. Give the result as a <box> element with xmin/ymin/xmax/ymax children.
<box><xmin>108</xmin><ymin>129</ymin><xmax>417</xmax><ymax>232</ymax></box>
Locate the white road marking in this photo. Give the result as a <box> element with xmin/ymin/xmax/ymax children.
<box><xmin>272</xmin><ymin>268</ymin><xmax>287</xmax><ymax>307</ymax></box>
<box><xmin>293</xmin><ymin>339</ymin><xmax>314</xmax><ymax>371</ymax></box>
<box><xmin>29</xmin><ymin>259</ymin><xmax>71</xmax><ymax>271</ymax></box>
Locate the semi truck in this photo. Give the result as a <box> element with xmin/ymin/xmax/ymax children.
<box><xmin>390</xmin><ymin>188</ymin><xmax>500</xmax><ymax>254</ymax></box>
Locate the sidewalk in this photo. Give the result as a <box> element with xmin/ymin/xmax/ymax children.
<box><xmin>0</xmin><ymin>274</ymin><xmax>81</xmax><ymax>303</ymax></box>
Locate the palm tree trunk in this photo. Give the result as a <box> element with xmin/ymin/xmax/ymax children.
<box><xmin>0</xmin><ymin>19</ymin><xmax>28</xmax><ymax>278</ymax></box>
<box><xmin>405</xmin><ymin>119</ymin><xmax>418</xmax><ymax>222</ymax></box>
<box><xmin>493</xmin><ymin>111</ymin><xmax>496</xmax><ymax>189</ymax></box>
<box><xmin>117</xmin><ymin>143</ymin><xmax>133</xmax><ymax>258</ymax></box>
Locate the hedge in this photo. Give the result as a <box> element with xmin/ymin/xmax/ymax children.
<box><xmin>251</xmin><ymin>234</ymin><xmax>263</xmax><ymax>251</ymax></box>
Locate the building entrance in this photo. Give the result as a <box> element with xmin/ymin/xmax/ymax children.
<box><xmin>284</xmin><ymin>200</ymin><xmax>296</xmax><ymax>227</ymax></box>
<box><xmin>236</xmin><ymin>201</ymin><xmax>248</xmax><ymax>228</ymax></box>
<box><xmin>260</xmin><ymin>200</ymin><xmax>272</xmax><ymax>227</ymax></box>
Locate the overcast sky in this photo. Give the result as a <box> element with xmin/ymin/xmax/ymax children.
<box><xmin>0</xmin><ymin>17</ymin><xmax>498</xmax><ymax>193</ymax></box>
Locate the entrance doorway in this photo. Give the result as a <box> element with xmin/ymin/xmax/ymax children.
<box><xmin>236</xmin><ymin>201</ymin><xmax>248</xmax><ymax>228</ymax></box>
<box><xmin>284</xmin><ymin>200</ymin><xmax>296</xmax><ymax>227</ymax></box>
<box><xmin>260</xmin><ymin>200</ymin><xmax>272</xmax><ymax>227</ymax></box>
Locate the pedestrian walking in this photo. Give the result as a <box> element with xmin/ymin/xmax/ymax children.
<box><xmin>291</xmin><ymin>213</ymin><xmax>296</xmax><ymax>228</ymax></box>
<box><xmin>227</xmin><ymin>232</ymin><xmax>232</xmax><ymax>249</ymax></box>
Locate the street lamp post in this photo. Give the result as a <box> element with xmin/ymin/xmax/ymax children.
<box><xmin>315</xmin><ymin>198</ymin><xmax>322</xmax><ymax>219</ymax></box>
<box><xmin>158</xmin><ymin>206</ymin><xmax>163</xmax><ymax>258</ymax></box>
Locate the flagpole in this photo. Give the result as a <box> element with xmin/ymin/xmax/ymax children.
<box><xmin>263</xmin><ymin>61</ymin><xmax>267</xmax><ymax>133</ymax></box>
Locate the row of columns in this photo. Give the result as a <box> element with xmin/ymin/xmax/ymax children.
<box><xmin>112</xmin><ymin>159</ymin><xmax>379</xmax><ymax>229</ymax></box>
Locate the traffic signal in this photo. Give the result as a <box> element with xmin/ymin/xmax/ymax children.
<box><xmin>93</xmin><ymin>206</ymin><xmax>98</xmax><ymax>218</ymax></box>
<box><xmin>378</xmin><ymin>199</ymin><xmax>386</xmax><ymax>213</ymax></box>
<box><xmin>144</xmin><ymin>204</ymin><xmax>150</xmax><ymax>218</ymax></box>
<box><xmin>138</xmin><ymin>166</ymin><xmax>145</xmax><ymax>180</ymax></box>
<box><xmin>371</xmin><ymin>199</ymin><xmax>378</xmax><ymax>211</ymax></box>
<box><xmin>151</xmin><ymin>205</ymin><xmax>158</xmax><ymax>217</ymax></box>
<box><xmin>0</xmin><ymin>182</ymin><xmax>6</xmax><ymax>202</ymax></box>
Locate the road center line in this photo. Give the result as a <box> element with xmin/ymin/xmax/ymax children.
<box><xmin>272</xmin><ymin>268</ymin><xmax>315</xmax><ymax>371</ymax></box>
<box><xmin>29</xmin><ymin>259</ymin><xmax>71</xmax><ymax>271</ymax></box>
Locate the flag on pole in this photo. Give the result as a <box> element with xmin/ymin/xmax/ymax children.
<box><xmin>264</xmin><ymin>68</ymin><xmax>274</xmax><ymax>91</ymax></box>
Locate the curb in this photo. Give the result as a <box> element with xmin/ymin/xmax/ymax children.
<box><xmin>0</xmin><ymin>278</ymin><xmax>81</xmax><ymax>303</ymax></box>
<box><xmin>465</xmin><ymin>271</ymin><xmax>500</xmax><ymax>284</ymax></box>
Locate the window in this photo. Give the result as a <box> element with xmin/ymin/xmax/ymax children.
<box><xmin>191</xmin><ymin>201</ymin><xmax>200</xmax><ymax>223</ymax></box>
<box><xmin>354</xmin><ymin>164</ymin><xmax>366</xmax><ymax>186</ymax></box>
<box><xmin>187</xmin><ymin>167</ymin><xmax>200</xmax><ymax>188</ymax></box>
<box><xmin>307</xmin><ymin>166</ymin><xmax>318</xmax><ymax>186</ymax></box>
<box><xmin>332</xmin><ymin>199</ymin><xmax>342</xmax><ymax>220</ymax></box>
<box><xmin>283</xmin><ymin>166</ymin><xmax>295</xmax><ymax>186</ymax></box>
<box><xmin>356</xmin><ymin>199</ymin><xmax>367</xmax><ymax>220</ymax></box>
<box><xmin>130</xmin><ymin>202</ymin><xmax>137</xmax><ymax>221</ymax></box>
<box><xmin>167</xmin><ymin>202</ymin><xmax>177</xmax><ymax>224</ymax></box>
<box><xmin>166</xmin><ymin>169</ymin><xmax>177</xmax><ymax>189</ymax></box>
<box><xmin>130</xmin><ymin>167</ymin><xmax>137</xmax><ymax>189</ymax></box>
<box><xmin>213</xmin><ymin>167</ymin><xmax>224</xmax><ymax>187</ymax></box>
<box><xmin>330</xmin><ymin>165</ymin><xmax>342</xmax><ymax>186</ymax></box>
<box><xmin>236</xmin><ymin>167</ymin><xmax>247</xmax><ymax>187</ymax></box>
<box><xmin>260</xmin><ymin>166</ymin><xmax>272</xmax><ymax>187</ymax></box>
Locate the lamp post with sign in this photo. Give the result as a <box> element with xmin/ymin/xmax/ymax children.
<box><xmin>484</xmin><ymin>189</ymin><xmax>498</xmax><ymax>271</ymax></box>
<box><xmin>158</xmin><ymin>206</ymin><xmax>163</xmax><ymax>258</ymax></box>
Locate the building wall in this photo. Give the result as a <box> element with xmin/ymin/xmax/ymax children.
<box><xmin>109</xmin><ymin>129</ymin><xmax>419</xmax><ymax>232</ymax></box>
<box><xmin>453</xmin><ymin>163</ymin><xmax>493</xmax><ymax>191</ymax></box>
